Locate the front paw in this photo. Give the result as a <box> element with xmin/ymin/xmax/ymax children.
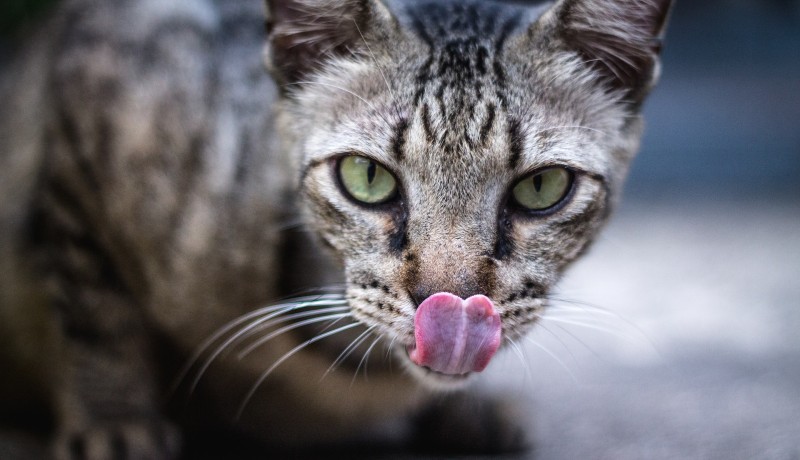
<box><xmin>54</xmin><ymin>419</ymin><xmax>181</xmax><ymax>460</ymax></box>
<box><xmin>413</xmin><ymin>393</ymin><xmax>530</xmax><ymax>454</ymax></box>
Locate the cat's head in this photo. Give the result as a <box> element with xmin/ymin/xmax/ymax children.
<box><xmin>264</xmin><ymin>0</ymin><xmax>671</xmax><ymax>386</ymax></box>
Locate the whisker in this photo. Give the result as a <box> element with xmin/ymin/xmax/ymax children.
<box><xmin>231</xmin><ymin>306</ymin><xmax>351</xmax><ymax>356</ymax></box>
<box><xmin>351</xmin><ymin>335</ymin><xmax>383</xmax><ymax>387</ymax></box>
<box><xmin>385</xmin><ymin>336</ymin><xmax>398</xmax><ymax>374</ymax></box>
<box><xmin>171</xmin><ymin>295</ymin><xmax>347</xmax><ymax>395</ymax></box>
<box><xmin>545</xmin><ymin>297</ymin><xmax>623</xmax><ymax>317</ymax></box>
<box><xmin>539</xmin><ymin>315</ymin><xmax>652</xmax><ymax>350</ymax></box>
<box><xmin>545</xmin><ymin>297</ymin><xmax>657</xmax><ymax>350</ymax></box>
<box><xmin>278</xmin><ymin>287</ymin><xmax>347</xmax><ymax>301</ymax></box>
<box><xmin>506</xmin><ymin>336</ymin><xmax>533</xmax><ymax>384</ymax></box>
<box><xmin>534</xmin><ymin>321</ymin><xmax>583</xmax><ymax>363</ymax></box>
<box><xmin>385</xmin><ymin>336</ymin><xmax>397</xmax><ymax>361</ymax></box>
<box><xmin>321</xmin><ymin>325</ymin><xmax>377</xmax><ymax>380</ymax></box>
<box><xmin>187</xmin><ymin>304</ymin><xmax>295</xmax><ymax>394</ymax></box>
<box><xmin>546</xmin><ymin>297</ymin><xmax>649</xmax><ymax>330</ymax></box>
<box><xmin>538</xmin><ymin>320</ymin><xmax>599</xmax><ymax>360</ymax></box>
<box><xmin>188</xmin><ymin>305</ymin><xmax>350</xmax><ymax>394</ymax></box>
<box><xmin>276</xmin><ymin>286</ymin><xmax>348</xmax><ymax>306</ymax></box>
<box><xmin>236</xmin><ymin>312</ymin><xmax>352</xmax><ymax>360</ymax></box>
<box><xmin>236</xmin><ymin>322</ymin><xmax>362</xmax><ymax>419</ymax></box>
<box><xmin>525</xmin><ymin>335</ymin><xmax>578</xmax><ymax>383</ymax></box>
<box><xmin>306</xmin><ymin>308</ymin><xmax>354</xmax><ymax>341</ymax></box>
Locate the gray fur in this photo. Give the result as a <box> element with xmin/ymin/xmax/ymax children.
<box><xmin>0</xmin><ymin>0</ymin><xmax>671</xmax><ymax>457</ymax></box>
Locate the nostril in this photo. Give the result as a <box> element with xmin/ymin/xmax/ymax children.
<box><xmin>409</xmin><ymin>285</ymin><xmax>435</xmax><ymax>308</ymax></box>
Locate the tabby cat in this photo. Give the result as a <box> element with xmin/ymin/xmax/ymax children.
<box><xmin>0</xmin><ymin>0</ymin><xmax>672</xmax><ymax>457</ymax></box>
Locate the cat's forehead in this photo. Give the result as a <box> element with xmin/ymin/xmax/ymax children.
<box><xmin>298</xmin><ymin>0</ymin><xmax>620</xmax><ymax>183</ymax></box>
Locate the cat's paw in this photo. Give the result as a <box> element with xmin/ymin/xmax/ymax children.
<box><xmin>413</xmin><ymin>393</ymin><xmax>530</xmax><ymax>454</ymax></box>
<box><xmin>54</xmin><ymin>419</ymin><xmax>181</xmax><ymax>460</ymax></box>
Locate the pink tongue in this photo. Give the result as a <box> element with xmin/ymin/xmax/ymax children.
<box><xmin>409</xmin><ymin>292</ymin><xmax>501</xmax><ymax>375</ymax></box>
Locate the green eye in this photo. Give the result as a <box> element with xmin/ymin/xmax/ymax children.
<box><xmin>338</xmin><ymin>156</ymin><xmax>398</xmax><ymax>204</ymax></box>
<box><xmin>511</xmin><ymin>167</ymin><xmax>573</xmax><ymax>211</ymax></box>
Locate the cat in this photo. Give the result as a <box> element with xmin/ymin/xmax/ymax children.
<box><xmin>0</xmin><ymin>0</ymin><xmax>672</xmax><ymax>458</ymax></box>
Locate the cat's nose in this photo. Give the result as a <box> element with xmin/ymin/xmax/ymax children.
<box><xmin>409</xmin><ymin>283</ymin><xmax>485</xmax><ymax>308</ymax></box>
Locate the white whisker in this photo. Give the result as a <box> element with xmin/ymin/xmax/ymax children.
<box><xmin>540</xmin><ymin>316</ymin><xmax>651</xmax><ymax>350</ymax></box>
<box><xmin>352</xmin><ymin>335</ymin><xmax>383</xmax><ymax>387</ymax></box>
<box><xmin>545</xmin><ymin>297</ymin><xmax>657</xmax><ymax>350</ymax></box>
<box><xmin>537</xmin><ymin>320</ymin><xmax>598</xmax><ymax>360</ymax></box>
<box><xmin>506</xmin><ymin>337</ymin><xmax>533</xmax><ymax>384</ymax></box>
<box><xmin>236</xmin><ymin>312</ymin><xmax>352</xmax><ymax>360</ymax></box>
<box><xmin>236</xmin><ymin>313</ymin><xmax>350</xmax><ymax>360</ymax></box>
<box><xmin>231</xmin><ymin>306</ymin><xmax>351</xmax><ymax>356</ymax></box>
<box><xmin>188</xmin><ymin>304</ymin><xmax>295</xmax><ymax>394</ymax></box>
<box><xmin>525</xmin><ymin>335</ymin><xmax>578</xmax><ymax>383</ymax></box>
<box><xmin>236</xmin><ymin>322</ymin><xmax>362</xmax><ymax>419</ymax></box>
<box><xmin>188</xmin><ymin>305</ymin><xmax>350</xmax><ymax>394</ymax></box>
<box><xmin>321</xmin><ymin>325</ymin><xmax>376</xmax><ymax>380</ymax></box>
<box><xmin>278</xmin><ymin>285</ymin><xmax>347</xmax><ymax>301</ymax></box>
<box><xmin>385</xmin><ymin>336</ymin><xmax>398</xmax><ymax>374</ymax></box>
<box><xmin>171</xmin><ymin>295</ymin><xmax>347</xmax><ymax>395</ymax></box>
<box><xmin>546</xmin><ymin>298</ymin><xmax>621</xmax><ymax>317</ymax></box>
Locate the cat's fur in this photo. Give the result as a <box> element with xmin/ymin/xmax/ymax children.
<box><xmin>0</xmin><ymin>0</ymin><xmax>671</xmax><ymax>457</ymax></box>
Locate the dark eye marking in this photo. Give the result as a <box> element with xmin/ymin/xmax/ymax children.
<box><xmin>391</xmin><ymin>116</ymin><xmax>410</xmax><ymax>160</ymax></box>
<box><xmin>506</xmin><ymin>118</ymin><xmax>524</xmax><ymax>168</ymax></box>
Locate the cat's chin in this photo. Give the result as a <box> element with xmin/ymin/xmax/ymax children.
<box><xmin>394</xmin><ymin>346</ymin><xmax>476</xmax><ymax>390</ymax></box>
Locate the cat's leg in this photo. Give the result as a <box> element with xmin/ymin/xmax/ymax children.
<box><xmin>53</xmin><ymin>327</ymin><xmax>181</xmax><ymax>460</ymax></box>
<box><xmin>32</xmin><ymin>204</ymin><xmax>180</xmax><ymax>460</ymax></box>
<box><xmin>411</xmin><ymin>391</ymin><xmax>531</xmax><ymax>454</ymax></box>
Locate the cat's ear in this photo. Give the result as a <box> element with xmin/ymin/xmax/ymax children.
<box><xmin>551</xmin><ymin>0</ymin><xmax>673</xmax><ymax>102</ymax></box>
<box><xmin>263</xmin><ymin>0</ymin><xmax>397</xmax><ymax>86</ymax></box>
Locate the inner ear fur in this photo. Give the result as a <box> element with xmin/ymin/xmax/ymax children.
<box><xmin>263</xmin><ymin>0</ymin><xmax>398</xmax><ymax>87</ymax></box>
<box><xmin>553</xmin><ymin>0</ymin><xmax>673</xmax><ymax>102</ymax></box>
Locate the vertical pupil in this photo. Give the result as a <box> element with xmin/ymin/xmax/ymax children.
<box><xmin>366</xmin><ymin>161</ymin><xmax>377</xmax><ymax>185</ymax></box>
<box><xmin>533</xmin><ymin>174</ymin><xmax>543</xmax><ymax>192</ymax></box>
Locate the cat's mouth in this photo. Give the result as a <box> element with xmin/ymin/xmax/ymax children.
<box><xmin>402</xmin><ymin>292</ymin><xmax>502</xmax><ymax>384</ymax></box>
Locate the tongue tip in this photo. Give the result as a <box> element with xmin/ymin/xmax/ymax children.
<box><xmin>470</xmin><ymin>323</ymin><xmax>502</xmax><ymax>373</ymax></box>
<box><xmin>411</xmin><ymin>292</ymin><xmax>502</xmax><ymax>376</ymax></box>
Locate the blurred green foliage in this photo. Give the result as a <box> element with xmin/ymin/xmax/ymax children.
<box><xmin>1</xmin><ymin>0</ymin><xmax>60</xmax><ymax>38</ymax></box>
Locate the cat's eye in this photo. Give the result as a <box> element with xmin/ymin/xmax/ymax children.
<box><xmin>338</xmin><ymin>155</ymin><xmax>398</xmax><ymax>204</ymax></box>
<box><xmin>511</xmin><ymin>167</ymin><xmax>573</xmax><ymax>211</ymax></box>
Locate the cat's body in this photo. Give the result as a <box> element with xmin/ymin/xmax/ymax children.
<box><xmin>0</xmin><ymin>0</ymin><xmax>671</xmax><ymax>457</ymax></box>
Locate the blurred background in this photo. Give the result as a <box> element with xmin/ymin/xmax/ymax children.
<box><xmin>632</xmin><ymin>0</ymin><xmax>800</xmax><ymax>198</ymax></box>
<box><xmin>1</xmin><ymin>0</ymin><xmax>799</xmax><ymax>459</ymax></box>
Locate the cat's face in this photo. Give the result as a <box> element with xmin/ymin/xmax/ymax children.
<box><xmin>266</xmin><ymin>0</ymin><xmax>671</xmax><ymax>385</ymax></box>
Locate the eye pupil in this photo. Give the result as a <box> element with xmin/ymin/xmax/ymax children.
<box><xmin>533</xmin><ymin>174</ymin><xmax>543</xmax><ymax>192</ymax></box>
<box><xmin>367</xmin><ymin>161</ymin><xmax>377</xmax><ymax>184</ymax></box>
